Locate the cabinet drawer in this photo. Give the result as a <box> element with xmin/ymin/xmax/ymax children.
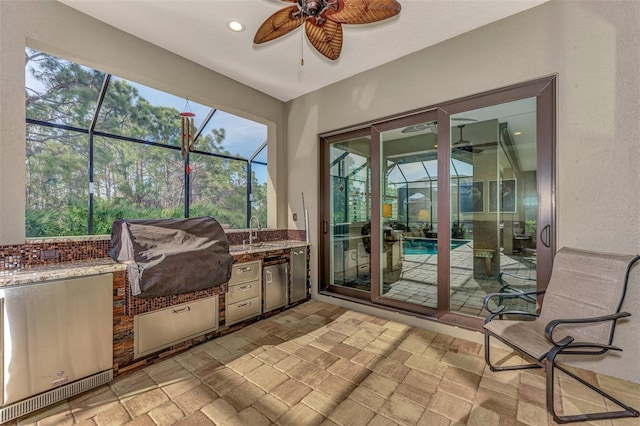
<box><xmin>226</xmin><ymin>296</ymin><xmax>261</xmax><ymax>326</ymax></box>
<box><xmin>134</xmin><ymin>296</ymin><xmax>218</xmax><ymax>358</ymax></box>
<box><xmin>229</xmin><ymin>260</ymin><xmax>261</xmax><ymax>285</ymax></box>
<box><xmin>227</xmin><ymin>279</ymin><xmax>260</xmax><ymax>304</ymax></box>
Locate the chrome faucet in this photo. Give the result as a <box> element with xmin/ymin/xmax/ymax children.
<box><xmin>249</xmin><ymin>216</ymin><xmax>261</xmax><ymax>246</ymax></box>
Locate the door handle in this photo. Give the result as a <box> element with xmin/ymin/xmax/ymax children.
<box><xmin>540</xmin><ymin>224</ymin><xmax>551</xmax><ymax>248</ymax></box>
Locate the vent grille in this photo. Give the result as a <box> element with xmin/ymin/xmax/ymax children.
<box><xmin>0</xmin><ymin>370</ymin><xmax>112</xmax><ymax>423</ymax></box>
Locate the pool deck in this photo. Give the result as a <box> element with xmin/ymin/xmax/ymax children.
<box><xmin>383</xmin><ymin>242</ymin><xmax>537</xmax><ymax>316</ymax></box>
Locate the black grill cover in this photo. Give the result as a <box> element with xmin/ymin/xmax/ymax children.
<box><xmin>110</xmin><ymin>216</ymin><xmax>234</xmax><ymax>298</ymax></box>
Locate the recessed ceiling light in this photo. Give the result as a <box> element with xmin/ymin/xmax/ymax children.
<box><xmin>514</xmin><ymin>131</ymin><xmax>522</xmax><ymax>136</ymax></box>
<box><xmin>228</xmin><ymin>20</ymin><xmax>245</xmax><ymax>32</ymax></box>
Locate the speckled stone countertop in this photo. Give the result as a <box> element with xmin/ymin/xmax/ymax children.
<box><xmin>0</xmin><ymin>240</ymin><xmax>309</xmax><ymax>287</ymax></box>
<box><xmin>228</xmin><ymin>240</ymin><xmax>309</xmax><ymax>255</ymax></box>
<box><xmin>0</xmin><ymin>258</ymin><xmax>128</xmax><ymax>287</ymax></box>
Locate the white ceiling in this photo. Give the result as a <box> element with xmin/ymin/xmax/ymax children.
<box><xmin>57</xmin><ymin>0</ymin><xmax>548</xmax><ymax>102</ymax></box>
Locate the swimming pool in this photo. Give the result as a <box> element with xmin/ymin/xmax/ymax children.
<box><xmin>402</xmin><ymin>239</ymin><xmax>467</xmax><ymax>255</ymax></box>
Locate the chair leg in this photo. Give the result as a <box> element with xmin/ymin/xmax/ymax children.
<box><xmin>484</xmin><ymin>331</ymin><xmax>541</xmax><ymax>372</ymax></box>
<box><xmin>546</xmin><ymin>346</ymin><xmax>640</xmax><ymax>424</ymax></box>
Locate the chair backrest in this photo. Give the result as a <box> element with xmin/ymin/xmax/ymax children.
<box><xmin>539</xmin><ymin>247</ymin><xmax>639</xmax><ymax>344</ymax></box>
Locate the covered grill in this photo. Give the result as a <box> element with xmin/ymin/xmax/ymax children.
<box><xmin>110</xmin><ymin>216</ymin><xmax>234</xmax><ymax>298</ymax></box>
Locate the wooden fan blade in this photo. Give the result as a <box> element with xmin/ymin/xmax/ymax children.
<box><xmin>327</xmin><ymin>0</ymin><xmax>401</xmax><ymax>24</ymax></box>
<box><xmin>305</xmin><ymin>19</ymin><xmax>343</xmax><ymax>60</ymax></box>
<box><xmin>254</xmin><ymin>5</ymin><xmax>304</xmax><ymax>44</ymax></box>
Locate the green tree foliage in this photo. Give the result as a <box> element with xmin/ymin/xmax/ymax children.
<box><xmin>25</xmin><ymin>49</ymin><xmax>267</xmax><ymax>237</ymax></box>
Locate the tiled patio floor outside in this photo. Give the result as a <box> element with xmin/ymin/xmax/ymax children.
<box><xmin>11</xmin><ymin>300</ymin><xmax>639</xmax><ymax>425</ymax></box>
<box><xmin>348</xmin><ymin>242</ymin><xmax>538</xmax><ymax>316</ymax></box>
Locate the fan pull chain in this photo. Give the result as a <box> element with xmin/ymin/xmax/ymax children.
<box><xmin>301</xmin><ymin>27</ymin><xmax>304</xmax><ymax>66</ymax></box>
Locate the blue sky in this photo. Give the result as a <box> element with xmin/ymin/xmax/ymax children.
<box><xmin>26</xmin><ymin>55</ymin><xmax>268</xmax><ymax>183</ymax></box>
<box><xmin>128</xmin><ymin>80</ymin><xmax>267</xmax><ymax>161</ymax></box>
<box><xmin>127</xmin><ymin>80</ymin><xmax>268</xmax><ymax>183</ymax></box>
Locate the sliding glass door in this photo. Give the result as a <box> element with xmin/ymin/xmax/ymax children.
<box><xmin>447</xmin><ymin>99</ymin><xmax>540</xmax><ymax>321</ymax></box>
<box><xmin>374</xmin><ymin>111</ymin><xmax>440</xmax><ymax>316</ymax></box>
<box><xmin>320</xmin><ymin>76</ymin><xmax>556</xmax><ymax>328</ymax></box>
<box><xmin>323</xmin><ymin>129</ymin><xmax>372</xmax><ymax>299</ymax></box>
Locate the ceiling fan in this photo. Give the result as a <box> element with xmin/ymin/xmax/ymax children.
<box><xmin>452</xmin><ymin>124</ymin><xmax>483</xmax><ymax>154</ymax></box>
<box><xmin>254</xmin><ymin>0</ymin><xmax>402</xmax><ymax>62</ymax></box>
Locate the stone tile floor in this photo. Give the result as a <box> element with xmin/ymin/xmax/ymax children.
<box><xmin>10</xmin><ymin>300</ymin><xmax>639</xmax><ymax>425</ymax></box>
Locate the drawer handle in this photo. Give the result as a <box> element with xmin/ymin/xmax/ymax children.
<box><xmin>172</xmin><ymin>306</ymin><xmax>191</xmax><ymax>315</ymax></box>
<box><xmin>238</xmin><ymin>266</ymin><xmax>252</xmax><ymax>273</ymax></box>
<box><xmin>237</xmin><ymin>301</ymin><xmax>251</xmax><ymax>308</ymax></box>
<box><xmin>238</xmin><ymin>284</ymin><xmax>252</xmax><ymax>291</ymax></box>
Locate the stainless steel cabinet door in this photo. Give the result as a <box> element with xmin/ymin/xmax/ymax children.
<box><xmin>263</xmin><ymin>264</ymin><xmax>288</xmax><ymax>311</ymax></box>
<box><xmin>2</xmin><ymin>274</ymin><xmax>113</xmax><ymax>405</ymax></box>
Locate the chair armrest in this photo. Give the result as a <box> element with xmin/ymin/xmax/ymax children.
<box><xmin>483</xmin><ymin>289</ymin><xmax>545</xmax><ymax>315</ymax></box>
<box><xmin>544</xmin><ymin>312</ymin><xmax>632</xmax><ymax>347</ymax></box>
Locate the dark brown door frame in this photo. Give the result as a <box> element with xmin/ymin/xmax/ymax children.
<box><xmin>370</xmin><ymin>110</ymin><xmax>439</xmax><ymax>317</ymax></box>
<box><xmin>437</xmin><ymin>76</ymin><xmax>557</xmax><ymax>328</ymax></box>
<box><xmin>319</xmin><ymin>127</ymin><xmax>373</xmax><ymax>301</ymax></box>
<box><xmin>319</xmin><ymin>75</ymin><xmax>556</xmax><ymax>330</ymax></box>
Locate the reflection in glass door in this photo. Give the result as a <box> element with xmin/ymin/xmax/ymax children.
<box><xmin>327</xmin><ymin>134</ymin><xmax>372</xmax><ymax>297</ymax></box>
<box><xmin>449</xmin><ymin>98</ymin><xmax>538</xmax><ymax>318</ymax></box>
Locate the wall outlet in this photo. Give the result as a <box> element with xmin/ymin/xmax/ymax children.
<box><xmin>41</xmin><ymin>249</ymin><xmax>58</xmax><ymax>260</ymax></box>
<box><xmin>293</xmin><ymin>213</ymin><xmax>298</xmax><ymax>221</ymax></box>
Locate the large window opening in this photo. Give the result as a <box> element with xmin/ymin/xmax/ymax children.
<box><xmin>25</xmin><ymin>48</ymin><xmax>268</xmax><ymax>237</ymax></box>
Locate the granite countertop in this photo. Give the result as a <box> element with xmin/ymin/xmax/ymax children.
<box><xmin>0</xmin><ymin>258</ymin><xmax>128</xmax><ymax>287</ymax></box>
<box><xmin>228</xmin><ymin>239</ymin><xmax>309</xmax><ymax>255</ymax></box>
<box><xmin>0</xmin><ymin>240</ymin><xmax>309</xmax><ymax>287</ymax></box>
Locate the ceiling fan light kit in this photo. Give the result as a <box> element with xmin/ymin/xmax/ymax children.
<box><xmin>254</xmin><ymin>0</ymin><xmax>401</xmax><ymax>61</ymax></box>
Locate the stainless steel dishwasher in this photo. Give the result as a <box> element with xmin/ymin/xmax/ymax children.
<box><xmin>263</xmin><ymin>263</ymin><xmax>288</xmax><ymax>311</ymax></box>
<box><xmin>0</xmin><ymin>274</ymin><xmax>113</xmax><ymax>422</ymax></box>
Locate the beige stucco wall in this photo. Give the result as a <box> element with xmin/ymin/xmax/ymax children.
<box><xmin>0</xmin><ymin>0</ymin><xmax>287</xmax><ymax>243</ymax></box>
<box><xmin>287</xmin><ymin>0</ymin><xmax>640</xmax><ymax>382</ymax></box>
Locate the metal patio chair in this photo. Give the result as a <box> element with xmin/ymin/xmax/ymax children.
<box><xmin>483</xmin><ymin>247</ymin><xmax>640</xmax><ymax>423</ymax></box>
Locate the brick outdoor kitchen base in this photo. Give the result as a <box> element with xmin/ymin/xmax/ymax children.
<box><xmin>113</xmin><ymin>244</ymin><xmax>310</xmax><ymax>376</ymax></box>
